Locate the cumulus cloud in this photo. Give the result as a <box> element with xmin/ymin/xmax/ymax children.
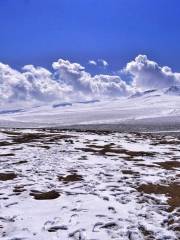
<box><xmin>22</xmin><ymin>64</ymin><xmax>71</xmax><ymax>101</ymax></box>
<box><xmin>0</xmin><ymin>62</ymin><xmax>71</xmax><ymax>107</ymax></box>
<box><xmin>88</xmin><ymin>60</ymin><xmax>97</xmax><ymax>66</ymax></box>
<box><xmin>52</xmin><ymin>59</ymin><xmax>131</xmax><ymax>98</ymax></box>
<box><xmin>0</xmin><ymin>58</ymin><xmax>131</xmax><ymax>107</ymax></box>
<box><xmin>0</xmin><ymin>63</ymin><xmax>30</xmax><ymax>103</ymax></box>
<box><xmin>90</xmin><ymin>74</ymin><xmax>132</xmax><ymax>97</ymax></box>
<box><xmin>124</xmin><ymin>55</ymin><xmax>180</xmax><ymax>90</ymax></box>
<box><xmin>88</xmin><ymin>59</ymin><xmax>109</xmax><ymax>67</ymax></box>
<box><xmin>98</xmin><ymin>59</ymin><xmax>109</xmax><ymax>67</ymax></box>
<box><xmin>0</xmin><ymin>55</ymin><xmax>179</xmax><ymax>107</ymax></box>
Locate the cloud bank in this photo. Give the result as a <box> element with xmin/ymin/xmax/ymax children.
<box><xmin>124</xmin><ymin>55</ymin><xmax>180</xmax><ymax>90</ymax></box>
<box><xmin>0</xmin><ymin>55</ymin><xmax>179</xmax><ymax>107</ymax></box>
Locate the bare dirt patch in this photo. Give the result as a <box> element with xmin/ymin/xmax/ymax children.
<box><xmin>77</xmin><ymin>144</ymin><xmax>156</xmax><ymax>158</ymax></box>
<box><xmin>0</xmin><ymin>141</ymin><xmax>13</xmax><ymax>146</ymax></box>
<box><xmin>12</xmin><ymin>133</ymin><xmax>49</xmax><ymax>144</ymax></box>
<box><xmin>0</xmin><ymin>153</ymin><xmax>15</xmax><ymax>157</ymax></box>
<box><xmin>0</xmin><ymin>130</ymin><xmax>21</xmax><ymax>136</ymax></box>
<box><xmin>151</xmin><ymin>139</ymin><xmax>180</xmax><ymax>145</ymax></box>
<box><xmin>58</xmin><ymin>173</ymin><xmax>83</xmax><ymax>183</ymax></box>
<box><xmin>137</xmin><ymin>183</ymin><xmax>180</xmax><ymax>211</ymax></box>
<box><xmin>156</xmin><ymin>160</ymin><xmax>180</xmax><ymax>170</ymax></box>
<box><xmin>10</xmin><ymin>132</ymin><xmax>75</xmax><ymax>145</ymax></box>
<box><xmin>12</xmin><ymin>160</ymin><xmax>28</xmax><ymax>165</ymax></box>
<box><xmin>30</xmin><ymin>190</ymin><xmax>60</xmax><ymax>200</ymax></box>
<box><xmin>0</xmin><ymin>172</ymin><xmax>17</xmax><ymax>181</ymax></box>
<box><xmin>13</xmin><ymin>185</ymin><xmax>26</xmax><ymax>194</ymax></box>
<box><xmin>122</xmin><ymin>170</ymin><xmax>139</xmax><ymax>175</ymax></box>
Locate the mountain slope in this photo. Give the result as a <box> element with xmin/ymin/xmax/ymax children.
<box><xmin>0</xmin><ymin>87</ymin><xmax>179</xmax><ymax>128</ymax></box>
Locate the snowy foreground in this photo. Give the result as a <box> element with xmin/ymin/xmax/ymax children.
<box><xmin>0</xmin><ymin>129</ymin><xmax>180</xmax><ymax>240</ymax></box>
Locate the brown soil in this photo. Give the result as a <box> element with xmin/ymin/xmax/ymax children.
<box><xmin>76</xmin><ymin>144</ymin><xmax>156</xmax><ymax>157</ymax></box>
<box><xmin>13</xmin><ymin>186</ymin><xmax>26</xmax><ymax>193</ymax></box>
<box><xmin>1</xmin><ymin>130</ymin><xmax>21</xmax><ymax>136</ymax></box>
<box><xmin>122</xmin><ymin>170</ymin><xmax>139</xmax><ymax>175</ymax></box>
<box><xmin>0</xmin><ymin>172</ymin><xmax>17</xmax><ymax>181</ymax></box>
<box><xmin>138</xmin><ymin>225</ymin><xmax>154</xmax><ymax>238</ymax></box>
<box><xmin>12</xmin><ymin>133</ymin><xmax>49</xmax><ymax>144</ymax></box>
<box><xmin>12</xmin><ymin>160</ymin><xmax>28</xmax><ymax>165</ymax></box>
<box><xmin>137</xmin><ymin>183</ymin><xmax>180</xmax><ymax>211</ymax></box>
<box><xmin>0</xmin><ymin>141</ymin><xmax>13</xmax><ymax>146</ymax></box>
<box><xmin>152</xmin><ymin>140</ymin><xmax>180</xmax><ymax>145</ymax></box>
<box><xmin>30</xmin><ymin>190</ymin><xmax>60</xmax><ymax>200</ymax></box>
<box><xmin>58</xmin><ymin>173</ymin><xmax>83</xmax><ymax>183</ymax></box>
<box><xmin>9</xmin><ymin>131</ymin><xmax>74</xmax><ymax>145</ymax></box>
<box><xmin>0</xmin><ymin>153</ymin><xmax>15</xmax><ymax>157</ymax></box>
<box><xmin>156</xmin><ymin>161</ymin><xmax>180</xmax><ymax>170</ymax></box>
<box><xmin>48</xmin><ymin>225</ymin><xmax>68</xmax><ymax>232</ymax></box>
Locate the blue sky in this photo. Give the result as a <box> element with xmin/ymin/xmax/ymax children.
<box><xmin>0</xmin><ymin>0</ymin><xmax>180</xmax><ymax>73</ymax></box>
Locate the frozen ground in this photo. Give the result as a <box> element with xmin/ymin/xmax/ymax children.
<box><xmin>0</xmin><ymin>129</ymin><xmax>179</xmax><ymax>240</ymax></box>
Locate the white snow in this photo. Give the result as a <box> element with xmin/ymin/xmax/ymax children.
<box><xmin>0</xmin><ymin>129</ymin><xmax>179</xmax><ymax>239</ymax></box>
<box><xmin>0</xmin><ymin>90</ymin><xmax>179</xmax><ymax>127</ymax></box>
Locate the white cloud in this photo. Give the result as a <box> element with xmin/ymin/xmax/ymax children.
<box><xmin>22</xmin><ymin>64</ymin><xmax>71</xmax><ymax>102</ymax></box>
<box><xmin>0</xmin><ymin>55</ymin><xmax>179</xmax><ymax>108</ymax></box>
<box><xmin>0</xmin><ymin>63</ymin><xmax>30</xmax><ymax>103</ymax></box>
<box><xmin>52</xmin><ymin>59</ymin><xmax>131</xmax><ymax>98</ymax></box>
<box><xmin>0</xmin><ymin>62</ymin><xmax>71</xmax><ymax>107</ymax></box>
<box><xmin>88</xmin><ymin>59</ymin><xmax>109</xmax><ymax>67</ymax></box>
<box><xmin>98</xmin><ymin>59</ymin><xmax>109</xmax><ymax>67</ymax></box>
<box><xmin>0</xmin><ymin>58</ymin><xmax>131</xmax><ymax>107</ymax></box>
<box><xmin>90</xmin><ymin>74</ymin><xmax>132</xmax><ymax>97</ymax></box>
<box><xmin>88</xmin><ymin>60</ymin><xmax>97</xmax><ymax>66</ymax></box>
<box><xmin>124</xmin><ymin>55</ymin><xmax>180</xmax><ymax>90</ymax></box>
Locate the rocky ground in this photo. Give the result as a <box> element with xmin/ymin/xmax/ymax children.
<box><xmin>0</xmin><ymin>129</ymin><xmax>179</xmax><ymax>240</ymax></box>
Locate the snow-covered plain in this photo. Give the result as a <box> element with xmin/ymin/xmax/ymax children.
<box><xmin>0</xmin><ymin>129</ymin><xmax>179</xmax><ymax>239</ymax></box>
<box><xmin>0</xmin><ymin>88</ymin><xmax>180</xmax><ymax>128</ymax></box>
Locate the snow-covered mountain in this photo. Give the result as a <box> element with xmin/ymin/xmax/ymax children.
<box><xmin>165</xmin><ymin>85</ymin><xmax>180</xmax><ymax>95</ymax></box>
<box><xmin>129</xmin><ymin>85</ymin><xmax>180</xmax><ymax>99</ymax></box>
<box><xmin>0</xmin><ymin>86</ymin><xmax>179</xmax><ymax>128</ymax></box>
